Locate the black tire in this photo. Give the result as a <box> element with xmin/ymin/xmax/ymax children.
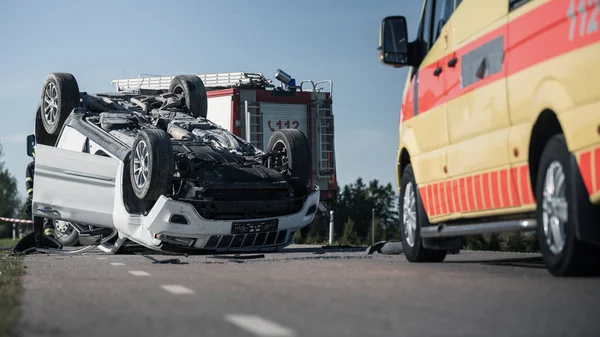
<box><xmin>399</xmin><ymin>164</ymin><xmax>447</xmax><ymax>263</ymax></box>
<box><xmin>266</xmin><ymin>129</ymin><xmax>311</xmax><ymax>197</ymax></box>
<box><xmin>130</xmin><ymin>129</ymin><xmax>175</xmax><ymax>201</ymax></box>
<box><xmin>40</xmin><ymin>73</ymin><xmax>80</xmax><ymax>136</ymax></box>
<box><xmin>535</xmin><ymin>134</ymin><xmax>600</xmax><ymax>276</ymax></box>
<box><xmin>168</xmin><ymin>75</ymin><xmax>208</xmax><ymax>118</ymax></box>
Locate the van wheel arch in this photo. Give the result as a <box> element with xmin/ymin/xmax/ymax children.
<box><xmin>398</xmin><ymin>148</ymin><xmax>411</xmax><ymax>183</ymax></box>
<box><xmin>528</xmin><ymin>109</ymin><xmax>564</xmax><ymax>195</ymax></box>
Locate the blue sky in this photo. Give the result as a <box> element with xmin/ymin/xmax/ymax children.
<box><xmin>0</xmin><ymin>0</ymin><xmax>422</xmax><ymax>201</ymax></box>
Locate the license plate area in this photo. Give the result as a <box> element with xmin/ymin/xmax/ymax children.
<box><xmin>231</xmin><ymin>219</ymin><xmax>279</xmax><ymax>234</ymax></box>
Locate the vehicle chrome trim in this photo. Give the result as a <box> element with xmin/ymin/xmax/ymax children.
<box><xmin>420</xmin><ymin>219</ymin><xmax>537</xmax><ymax>238</ymax></box>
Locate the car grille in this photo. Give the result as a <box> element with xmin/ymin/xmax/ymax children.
<box><xmin>204</xmin><ymin>230</ymin><xmax>294</xmax><ymax>249</ymax></box>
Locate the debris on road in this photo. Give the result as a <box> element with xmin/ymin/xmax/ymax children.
<box><xmin>366</xmin><ymin>241</ymin><xmax>403</xmax><ymax>255</ymax></box>
<box><xmin>209</xmin><ymin>254</ymin><xmax>265</xmax><ymax>260</ymax></box>
<box><xmin>137</xmin><ymin>254</ymin><xmax>189</xmax><ymax>265</ymax></box>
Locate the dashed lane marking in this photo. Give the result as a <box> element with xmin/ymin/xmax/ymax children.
<box><xmin>97</xmin><ymin>257</ymin><xmax>107</xmax><ymax>260</ymax></box>
<box><xmin>110</xmin><ymin>262</ymin><xmax>125</xmax><ymax>266</ymax></box>
<box><xmin>129</xmin><ymin>270</ymin><xmax>150</xmax><ymax>276</ymax></box>
<box><xmin>161</xmin><ymin>284</ymin><xmax>195</xmax><ymax>295</ymax></box>
<box><xmin>224</xmin><ymin>314</ymin><xmax>296</xmax><ymax>337</ymax></box>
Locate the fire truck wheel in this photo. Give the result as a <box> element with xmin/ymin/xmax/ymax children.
<box><xmin>399</xmin><ymin>164</ymin><xmax>447</xmax><ymax>263</ymax></box>
<box><xmin>266</xmin><ymin>129</ymin><xmax>311</xmax><ymax>197</ymax></box>
<box><xmin>168</xmin><ymin>75</ymin><xmax>208</xmax><ymax>118</ymax></box>
<box><xmin>40</xmin><ymin>72</ymin><xmax>80</xmax><ymax>136</ymax></box>
<box><xmin>130</xmin><ymin>129</ymin><xmax>175</xmax><ymax>201</ymax></box>
<box><xmin>535</xmin><ymin>134</ymin><xmax>600</xmax><ymax>276</ymax></box>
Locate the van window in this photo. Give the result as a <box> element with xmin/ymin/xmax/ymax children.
<box><xmin>433</xmin><ymin>0</ymin><xmax>456</xmax><ymax>43</ymax></box>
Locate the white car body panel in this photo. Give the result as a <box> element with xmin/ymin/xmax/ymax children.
<box><xmin>32</xmin><ymin>143</ymin><xmax>119</xmax><ymax>227</ymax></box>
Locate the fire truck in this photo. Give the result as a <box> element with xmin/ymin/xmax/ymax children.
<box><xmin>111</xmin><ymin>70</ymin><xmax>337</xmax><ymax>215</ymax></box>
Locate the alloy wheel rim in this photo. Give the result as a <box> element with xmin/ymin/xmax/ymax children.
<box><xmin>542</xmin><ymin>161</ymin><xmax>568</xmax><ymax>255</ymax></box>
<box><xmin>133</xmin><ymin>140</ymin><xmax>150</xmax><ymax>188</ymax></box>
<box><xmin>43</xmin><ymin>82</ymin><xmax>59</xmax><ymax>125</ymax></box>
<box><xmin>403</xmin><ymin>182</ymin><xmax>417</xmax><ymax>247</ymax></box>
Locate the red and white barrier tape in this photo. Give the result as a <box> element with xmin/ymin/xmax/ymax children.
<box><xmin>0</xmin><ymin>216</ymin><xmax>33</xmax><ymax>224</ymax></box>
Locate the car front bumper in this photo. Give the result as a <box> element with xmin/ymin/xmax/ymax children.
<box><xmin>125</xmin><ymin>190</ymin><xmax>320</xmax><ymax>253</ymax></box>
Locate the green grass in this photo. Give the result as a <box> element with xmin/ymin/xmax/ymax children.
<box><xmin>0</xmin><ymin>239</ymin><xmax>24</xmax><ymax>337</ymax></box>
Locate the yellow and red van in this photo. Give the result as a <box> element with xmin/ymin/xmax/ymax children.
<box><xmin>378</xmin><ymin>0</ymin><xmax>600</xmax><ymax>276</ymax></box>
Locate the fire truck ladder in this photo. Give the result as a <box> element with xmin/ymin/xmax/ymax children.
<box><xmin>244</xmin><ymin>101</ymin><xmax>263</xmax><ymax>150</ymax></box>
<box><xmin>317</xmin><ymin>103</ymin><xmax>335</xmax><ymax>179</ymax></box>
<box><xmin>111</xmin><ymin>72</ymin><xmax>273</xmax><ymax>92</ymax></box>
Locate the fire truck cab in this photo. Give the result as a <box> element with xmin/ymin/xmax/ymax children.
<box><xmin>112</xmin><ymin>70</ymin><xmax>337</xmax><ymax>221</ymax></box>
<box><xmin>378</xmin><ymin>0</ymin><xmax>600</xmax><ymax>276</ymax></box>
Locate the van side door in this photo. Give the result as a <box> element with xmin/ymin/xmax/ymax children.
<box><xmin>403</xmin><ymin>0</ymin><xmax>452</xmax><ymax>220</ymax></box>
<box><xmin>444</xmin><ymin>0</ymin><xmax>516</xmax><ymax>217</ymax></box>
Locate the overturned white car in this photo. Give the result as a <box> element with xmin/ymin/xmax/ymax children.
<box><xmin>28</xmin><ymin>72</ymin><xmax>319</xmax><ymax>254</ymax></box>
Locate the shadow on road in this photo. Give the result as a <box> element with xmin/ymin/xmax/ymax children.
<box><xmin>445</xmin><ymin>256</ymin><xmax>547</xmax><ymax>269</ymax></box>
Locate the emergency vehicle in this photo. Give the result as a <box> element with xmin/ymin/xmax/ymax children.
<box><xmin>378</xmin><ymin>0</ymin><xmax>600</xmax><ymax>276</ymax></box>
<box><xmin>111</xmin><ymin>70</ymin><xmax>337</xmax><ymax>216</ymax></box>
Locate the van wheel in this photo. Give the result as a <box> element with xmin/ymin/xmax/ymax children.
<box><xmin>40</xmin><ymin>73</ymin><xmax>80</xmax><ymax>136</ymax></box>
<box><xmin>535</xmin><ymin>134</ymin><xmax>600</xmax><ymax>276</ymax></box>
<box><xmin>266</xmin><ymin>129</ymin><xmax>311</xmax><ymax>197</ymax></box>
<box><xmin>130</xmin><ymin>129</ymin><xmax>175</xmax><ymax>201</ymax></box>
<box><xmin>399</xmin><ymin>164</ymin><xmax>447</xmax><ymax>262</ymax></box>
<box><xmin>168</xmin><ymin>75</ymin><xmax>208</xmax><ymax>118</ymax></box>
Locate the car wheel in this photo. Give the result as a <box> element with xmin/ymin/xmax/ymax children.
<box><xmin>40</xmin><ymin>73</ymin><xmax>80</xmax><ymax>136</ymax></box>
<box><xmin>130</xmin><ymin>129</ymin><xmax>175</xmax><ymax>201</ymax></box>
<box><xmin>399</xmin><ymin>164</ymin><xmax>447</xmax><ymax>263</ymax></box>
<box><xmin>266</xmin><ymin>129</ymin><xmax>311</xmax><ymax>197</ymax></box>
<box><xmin>535</xmin><ymin>134</ymin><xmax>600</xmax><ymax>276</ymax></box>
<box><xmin>53</xmin><ymin>220</ymin><xmax>79</xmax><ymax>247</ymax></box>
<box><xmin>168</xmin><ymin>75</ymin><xmax>208</xmax><ymax>118</ymax></box>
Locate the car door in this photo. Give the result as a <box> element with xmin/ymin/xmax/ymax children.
<box><xmin>407</xmin><ymin>0</ymin><xmax>453</xmax><ymax>220</ymax></box>
<box><xmin>444</xmin><ymin>0</ymin><xmax>516</xmax><ymax>216</ymax></box>
<box><xmin>32</xmin><ymin>126</ymin><xmax>120</xmax><ymax>227</ymax></box>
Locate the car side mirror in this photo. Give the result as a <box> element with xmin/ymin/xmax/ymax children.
<box><xmin>26</xmin><ymin>134</ymin><xmax>35</xmax><ymax>157</ymax></box>
<box><xmin>378</xmin><ymin>16</ymin><xmax>410</xmax><ymax>67</ymax></box>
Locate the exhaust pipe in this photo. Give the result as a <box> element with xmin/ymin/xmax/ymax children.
<box><xmin>420</xmin><ymin>219</ymin><xmax>537</xmax><ymax>238</ymax></box>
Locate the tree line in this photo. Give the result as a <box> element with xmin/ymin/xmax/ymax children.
<box><xmin>0</xmin><ymin>139</ymin><xmax>539</xmax><ymax>252</ymax></box>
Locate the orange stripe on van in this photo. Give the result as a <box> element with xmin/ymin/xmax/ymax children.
<box><xmin>452</xmin><ymin>179</ymin><xmax>462</xmax><ymax>213</ymax></box>
<box><xmin>490</xmin><ymin>171</ymin><xmax>500</xmax><ymax>208</ymax></box>
<box><xmin>446</xmin><ymin>181</ymin><xmax>455</xmax><ymax>214</ymax></box>
<box><xmin>594</xmin><ymin>148</ymin><xmax>600</xmax><ymax>193</ymax></box>
<box><xmin>473</xmin><ymin>174</ymin><xmax>482</xmax><ymax>211</ymax></box>
<box><xmin>579</xmin><ymin>151</ymin><xmax>593</xmax><ymax>195</ymax></box>
<box><xmin>507</xmin><ymin>168</ymin><xmax>521</xmax><ymax>207</ymax></box>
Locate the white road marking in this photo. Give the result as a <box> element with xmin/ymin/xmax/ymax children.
<box><xmin>161</xmin><ymin>284</ymin><xmax>195</xmax><ymax>295</ymax></box>
<box><xmin>224</xmin><ymin>314</ymin><xmax>296</xmax><ymax>337</ymax></box>
<box><xmin>128</xmin><ymin>270</ymin><xmax>150</xmax><ymax>276</ymax></box>
<box><xmin>96</xmin><ymin>257</ymin><xmax>107</xmax><ymax>260</ymax></box>
<box><xmin>110</xmin><ymin>262</ymin><xmax>125</xmax><ymax>266</ymax></box>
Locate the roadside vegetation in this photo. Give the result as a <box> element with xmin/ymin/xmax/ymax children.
<box><xmin>0</xmin><ymin>239</ymin><xmax>24</xmax><ymax>337</ymax></box>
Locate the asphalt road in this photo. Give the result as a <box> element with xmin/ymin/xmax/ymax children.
<box><xmin>16</xmin><ymin>245</ymin><xmax>600</xmax><ymax>337</ymax></box>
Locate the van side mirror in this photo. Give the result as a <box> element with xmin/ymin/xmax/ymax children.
<box><xmin>26</xmin><ymin>134</ymin><xmax>35</xmax><ymax>157</ymax></box>
<box><xmin>378</xmin><ymin>16</ymin><xmax>410</xmax><ymax>67</ymax></box>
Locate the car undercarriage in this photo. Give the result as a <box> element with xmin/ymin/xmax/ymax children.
<box><xmin>20</xmin><ymin>72</ymin><xmax>318</xmax><ymax>255</ymax></box>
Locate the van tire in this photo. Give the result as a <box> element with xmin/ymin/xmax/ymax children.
<box><xmin>130</xmin><ymin>129</ymin><xmax>175</xmax><ymax>201</ymax></box>
<box><xmin>40</xmin><ymin>73</ymin><xmax>80</xmax><ymax>136</ymax></box>
<box><xmin>399</xmin><ymin>164</ymin><xmax>447</xmax><ymax>263</ymax></box>
<box><xmin>168</xmin><ymin>75</ymin><xmax>208</xmax><ymax>118</ymax></box>
<box><xmin>535</xmin><ymin>134</ymin><xmax>600</xmax><ymax>276</ymax></box>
